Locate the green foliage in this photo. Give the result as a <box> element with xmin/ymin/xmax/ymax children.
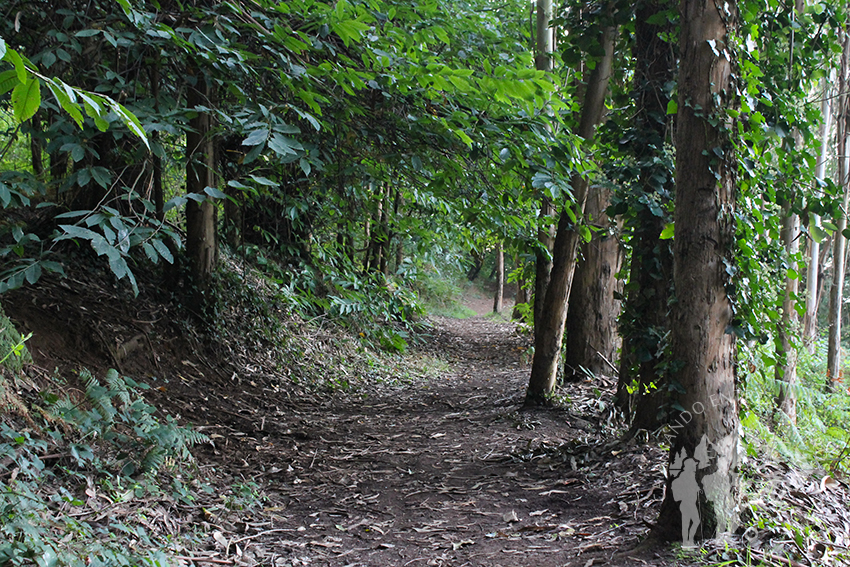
<box><xmin>740</xmin><ymin>338</ymin><xmax>850</xmax><ymax>475</ymax></box>
<box><xmin>0</xmin><ymin>369</ymin><xmax>208</xmax><ymax>566</ymax></box>
<box><xmin>51</xmin><ymin>369</ymin><xmax>208</xmax><ymax>477</ymax></box>
<box><xmin>0</xmin><ymin>308</ymin><xmax>32</xmax><ymax>374</ymax></box>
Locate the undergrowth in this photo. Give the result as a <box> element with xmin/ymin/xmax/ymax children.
<box><xmin>201</xmin><ymin>247</ymin><xmax>447</xmax><ymax>394</ymax></box>
<box><xmin>1</xmin><ymin>321</ymin><xmax>210</xmax><ymax>566</ymax></box>
<box><xmin>711</xmin><ymin>338</ymin><xmax>850</xmax><ymax>566</ymax></box>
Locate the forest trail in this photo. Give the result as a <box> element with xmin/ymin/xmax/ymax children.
<box><xmin>3</xmin><ymin>275</ymin><xmax>682</xmax><ymax>566</ymax></box>
<box><xmin>186</xmin><ymin>310</ymin><xmax>680</xmax><ymax>567</ymax></box>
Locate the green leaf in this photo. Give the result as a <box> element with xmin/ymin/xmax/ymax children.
<box><xmin>810</xmin><ymin>223</ymin><xmax>827</xmax><ymax>244</ymax></box>
<box><xmin>660</xmin><ymin>223</ymin><xmax>675</xmax><ymax>239</ymax></box>
<box><xmin>268</xmin><ymin>133</ymin><xmax>302</xmax><ymax>156</ymax></box>
<box><xmin>666</xmin><ymin>99</ymin><xmax>677</xmax><ymax>115</ymax></box>
<box><xmin>0</xmin><ymin>69</ymin><xmax>20</xmax><ymax>96</ymax></box>
<box><xmin>299</xmin><ymin>157</ymin><xmax>311</xmax><ymax>176</ymax></box>
<box><xmin>454</xmin><ymin>129</ymin><xmax>472</xmax><ymax>147</ymax></box>
<box><xmin>11</xmin><ymin>77</ymin><xmax>40</xmax><ymax>123</ymax></box>
<box><xmin>203</xmin><ymin>186</ymin><xmax>227</xmax><ymax>199</ymax></box>
<box><xmin>23</xmin><ymin>262</ymin><xmax>42</xmax><ymax>285</ymax></box>
<box><xmin>45</xmin><ymin>80</ymin><xmax>84</xmax><ymax>127</ymax></box>
<box><xmin>3</xmin><ymin>47</ymin><xmax>28</xmax><ymax>84</ymax></box>
<box><xmin>57</xmin><ymin>224</ymin><xmax>101</xmax><ymax>242</ymax></box>
<box><xmin>242</xmin><ymin>128</ymin><xmax>269</xmax><ymax>146</ymax></box>
<box><xmin>151</xmin><ymin>238</ymin><xmax>174</xmax><ymax>264</ymax></box>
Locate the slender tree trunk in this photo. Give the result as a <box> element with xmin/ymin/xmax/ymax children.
<box><xmin>494</xmin><ymin>243</ymin><xmax>504</xmax><ymax>314</ymax></box>
<box><xmin>655</xmin><ymin>0</ymin><xmax>739</xmax><ymax>542</ymax></box>
<box><xmin>30</xmin><ymin>110</ymin><xmax>44</xmax><ymax>178</ymax></box>
<box><xmin>380</xmin><ymin>184</ymin><xmax>390</xmax><ymax>275</ymax></box>
<box><xmin>392</xmin><ymin>188</ymin><xmax>404</xmax><ymax>273</ymax></box>
<box><xmin>533</xmin><ymin>0</ymin><xmax>556</xmax><ymax>330</ymax></box>
<box><xmin>534</xmin><ymin>198</ymin><xmax>556</xmax><ymax>328</ymax></box>
<box><xmin>827</xmin><ymin>32</ymin><xmax>850</xmax><ymax>391</ymax></box>
<box><xmin>185</xmin><ymin>69</ymin><xmax>217</xmax><ymax>312</ymax></box>
<box><xmin>513</xmin><ymin>254</ymin><xmax>530</xmax><ymax>320</ymax></box>
<box><xmin>564</xmin><ymin>185</ymin><xmax>623</xmax><ymax>378</ymax></box>
<box><xmin>363</xmin><ymin>216</ymin><xmax>372</xmax><ymax>272</ymax></box>
<box><xmin>804</xmin><ymin>76</ymin><xmax>834</xmax><ymax>350</ymax></box>
<box><xmin>467</xmin><ymin>249</ymin><xmax>485</xmax><ymax>281</ymax></box>
<box><xmin>525</xmin><ymin>19</ymin><xmax>616</xmax><ymax>405</ymax></box>
<box><xmin>775</xmin><ymin>205</ymin><xmax>800</xmax><ymax>423</ymax></box>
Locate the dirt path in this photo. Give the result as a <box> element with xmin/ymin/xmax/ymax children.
<box><xmin>190</xmin><ymin>314</ymin><xmax>680</xmax><ymax>567</ymax></box>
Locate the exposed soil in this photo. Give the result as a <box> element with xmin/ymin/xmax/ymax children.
<box><xmin>3</xmin><ymin>266</ymin><xmax>688</xmax><ymax>567</ymax></box>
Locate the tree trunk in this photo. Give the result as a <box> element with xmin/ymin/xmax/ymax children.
<box><xmin>534</xmin><ymin>198</ymin><xmax>556</xmax><ymax>329</ymax></box>
<box><xmin>564</xmin><ymin>185</ymin><xmax>623</xmax><ymax>379</ymax></box>
<box><xmin>533</xmin><ymin>0</ymin><xmax>556</xmax><ymax>330</ymax></box>
<box><xmin>185</xmin><ymin>69</ymin><xmax>217</xmax><ymax>312</ymax></box>
<box><xmin>775</xmin><ymin>204</ymin><xmax>800</xmax><ymax>423</ymax></box>
<box><xmin>29</xmin><ymin>110</ymin><xmax>44</xmax><ymax>178</ymax></box>
<box><xmin>615</xmin><ymin>0</ymin><xmax>676</xmax><ymax>429</ymax></box>
<box><xmin>655</xmin><ymin>0</ymin><xmax>739</xmax><ymax>542</ymax></box>
<box><xmin>827</xmin><ymin>33</ymin><xmax>850</xmax><ymax>391</ymax></box>
<box><xmin>380</xmin><ymin>185</ymin><xmax>391</xmax><ymax>275</ymax></box>
<box><xmin>467</xmin><ymin>249</ymin><xmax>485</xmax><ymax>281</ymax></box>
<box><xmin>513</xmin><ymin>254</ymin><xmax>530</xmax><ymax>320</ymax></box>
<box><xmin>525</xmin><ymin>19</ymin><xmax>616</xmax><ymax>405</ymax></box>
<box><xmin>804</xmin><ymin>76</ymin><xmax>834</xmax><ymax>350</ymax></box>
<box><xmin>493</xmin><ymin>243</ymin><xmax>504</xmax><ymax>314</ymax></box>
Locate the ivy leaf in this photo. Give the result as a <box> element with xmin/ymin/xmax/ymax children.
<box><xmin>11</xmin><ymin>77</ymin><xmax>41</xmax><ymax>123</ymax></box>
<box><xmin>660</xmin><ymin>223</ymin><xmax>675</xmax><ymax>239</ymax></box>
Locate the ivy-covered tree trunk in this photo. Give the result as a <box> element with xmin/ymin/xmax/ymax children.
<box><xmin>655</xmin><ymin>0</ymin><xmax>739</xmax><ymax>541</ymax></box>
<box><xmin>827</xmin><ymin>34</ymin><xmax>850</xmax><ymax>390</ymax></box>
<box><xmin>563</xmin><ymin>185</ymin><xmax>623</xmax><ymax>379</ymax></box>
<box><xmin>615</xmin><ymin>0</ymin><xmax>675</xmax><ymax>429</ymax></box>
<box><xmin>493</xmin><ymin>243</ymin><xmax>504</xmax><ymax>314</ymax></box>
<box><xmin>185</xmin><ymin>69</ymin><xmax>218</xmax><ymax>311</ymax></box>
<box><xmin>525</xmin><ymin>20</ymin><xmax>616</xmax><ymax>405</ymax></box>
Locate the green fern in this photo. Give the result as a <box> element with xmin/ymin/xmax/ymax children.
<box><xmin>52</xmin><ymin>368</ymin><xmax>208</xmax><ymax>475</ymax></box>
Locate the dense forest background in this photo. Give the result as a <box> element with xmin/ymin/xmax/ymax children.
<box><xmin>3</xmin><ymin>0</ymin><xmax>850</xmax><ymax>564</ymax></box>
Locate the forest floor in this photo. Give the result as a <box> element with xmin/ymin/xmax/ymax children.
<box><xmin>3</xmin><ymin>267</ymin><xmax>696</xmax><ymax>567</ymax></box>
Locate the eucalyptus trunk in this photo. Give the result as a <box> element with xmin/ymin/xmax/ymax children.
<box><xmin>655</xmin><ymin>0</ymin><xmax>739</xmax><ymax>541</ymax></box>
<box><xmin>616</xmin><ymin>0</ymin><xmax>676</xmax><ymax>430</ymax></box>
<box><xmin>827</xmin><ymin>33</ymin><xmax>850</xmax><ymax>391</ymax></box>
<box><xmin>493</xmin><ymin>243</ymin><xmax>505</xmax><ymax>314</ymax></box>
<box><xmin>804</xmin><ymin>76</ymin><xmax>834</xmax><ymax>350</ymax></box>
<box><xmin>525</xmin><ymin>20</ymin><xmax>616</xmax><ymax>405</ymax></box>
<box><xmin>533</xmin><ymin>0</ymin><xmax>556</xmax><ymax>329</ymax></box>
<box><xmin>775</xmin><ymin>205</ymin><xmax>800</xmax><ymax>423</ymax></box>
<box><xmin>563</xmin><ymin>185</ymin><xmax>623</xmax><ymax>379</ymax></box>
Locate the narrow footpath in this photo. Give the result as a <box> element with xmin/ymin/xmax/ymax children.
<box><xmin>190</xmin><ymin>311</ymin><xmax>682</xmax><ymax>566</ymax></box>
